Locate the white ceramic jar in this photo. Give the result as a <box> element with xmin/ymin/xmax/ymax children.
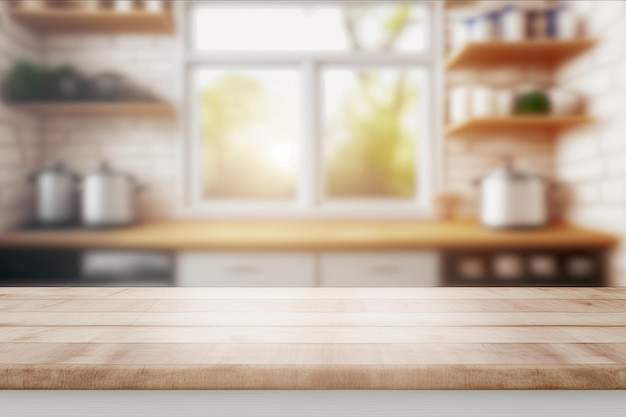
<box><xmin>449</xmin><ymin>87</ymin><xmax>472</xmax><ymax>124</ymax></box>
<box><xmin>472</xmin><ymin>15</ymin><xmax>497</xmax><ymax>42</ymax></box>
<box><xmin>452</xmin><ymin>19</ymin><xmax>469</xmax><ymax>51</ymax></box>
<box><xmin>477</xmin><ymin>160</ymin><xmax>551</xmax><ymax>229</ymax></box>
<box><xmin>18</xmin><ymin>0</ymin><xmax>46</xmax><ymax>9</ymax></box>
<box><xmin>143</xmin><ymin>1</ymin><xmax>164</xmax><ymax>13</ymax></box>
<box><xmin>115</xmin><ymin>0</ymin><xmax>134</xmax><ymax>12</ymax></box>
<box><xmin>80</xmin><ymin>1</ymin><xmax>102</xmax><ymax>11</ymax></box>
<box><xmin>554</xmin><ymin>6</ymin><xmax>579</xmax><ymax>39</ymax></box>
<box><xmin>494</xmin><ymin>89</ymin><xmax>515</xmax><ymax>116</ymax></box>
<box><xmin>499</xmin><ymin>5</ymin><xmax>525</xmax><ymax>41</ymax></box>
<box><xmin>471</xmin><ymin>86</ymin><xmax>496</xmax><ymax>117</ymax></box>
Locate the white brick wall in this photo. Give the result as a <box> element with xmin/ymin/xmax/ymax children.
<box><xmin>555</xmin><ymin>0</ymin><xmax>626</xmax><ymax>286</ymax></box>
<box><xmin>39</xmin><ymin>30</ymin><xmax>181</xmax><ymax>220</ymax></box>
<box><xmin>444</xmin><ymin>6</ymin><xmax>555</xmax><ymax>217</ymax></box>
<box><xmin>0</xmin><ymin>3</ymin><xmax>41</xmax><ymax>230</ymax></box>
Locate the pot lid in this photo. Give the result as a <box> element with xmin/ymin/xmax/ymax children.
<box><xmin>478</xmin><ymin>158</ymin><xmax>546</xmax><ymax>184</ymax></box>
<box><xmin>87</xmin><ymin>162</ymin><xmax>133</xmax><ymax>180</ymax></box>
<box><xmin>31</xmin><ymin>162</ymin><xmax>73</xmax><ymax>178</ymax></box>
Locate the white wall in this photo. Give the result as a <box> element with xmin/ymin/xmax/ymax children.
<box><xmin>555</xmin><ymin>0</ymin><xmax>626</xmax><ymax>286</ymax></box>
<box><xmin>0</xmin><ymin>3</ymin><xmax>41</xmax><ymax>230</ymax></box>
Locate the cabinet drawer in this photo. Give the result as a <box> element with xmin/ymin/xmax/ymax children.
<box><xmin>176</xmin><ymin>251</ymin><xmax>316</xmax><ymax>287</ymax></box>
<box><xmin>320</xmin><ymin>251</ymin><xmax>440</xmax><ymax>287</ymax></box>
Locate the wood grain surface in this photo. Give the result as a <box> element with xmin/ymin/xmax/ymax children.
<box><xmin>0</xmin><ymin>220</ymin><xmax>618</xmax><ymax>250</ymax></box>
<box><xmin>446</xmin><ymin>40</ymin><xmax>596</xmax><ymax>70</ymax></box>
<box><xmin>1</xmin><ymin>287</ymin><xmax>626</xmax><ymax>389</ymax></box>
<box><xmin>8</xmin><ymin>8</ymin><xmax>174</xmax><ymax>34</ymax></box>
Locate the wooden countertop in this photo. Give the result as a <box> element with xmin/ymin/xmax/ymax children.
<box><xmin>0</xmin><ymin>220</ymin><xmax>618</xmax><ymax>250</ymax></box>
<box><xmin>1</xmin><ymin>287</ymin><xmax>626</xmax><ymax>390</ymax></box>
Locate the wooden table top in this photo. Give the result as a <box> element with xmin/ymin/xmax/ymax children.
<box><xmin>1</xmin><ymin>287</ymin><xmax>626</xmax><ymax>390</ymax></box>
<box><xmin>0</xmin><ymin>220</ymin><xmax>618</xmax><ymax>250</ymax></box>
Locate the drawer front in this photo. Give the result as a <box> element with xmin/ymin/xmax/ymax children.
<box><xmin>176</xmin><ymin>251</ymin><xmax>316</xmax><ymax>287</ymax></box>
<box><xmin>320</xmin><ymin>251</ymin><xmax>440</xmax><ymax>287</ymax></box>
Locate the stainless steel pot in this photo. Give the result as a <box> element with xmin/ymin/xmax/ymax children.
<box><xmin>476</xmin><ymin>159</ymin><xmax>551</xmax><ymax>229</ymax></box>
<box><xmin>28</xmin><ymin>162</ymin><xmax>78</xmax><ymax>227</ymax></box>
<box><xmin>81</xmin><ymin>163</ymin><xmax>141</xmax><ymax>228</ymax></box>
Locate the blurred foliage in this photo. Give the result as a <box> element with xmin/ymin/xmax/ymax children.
<box><xmin>199</xmin><ymin>3</ymin><xmax>420</xmax><ymax>200</ymax></box>
<box><xmin>328</xmin><ymin>3</ymin><xmax>419</xmax><ymax>198</ymax></box>
<box><xmin>326</xmin><ymin>71</ymin><xmax>418</xmax><ymax>198</ymax></box>
<box><xmin>2</xmin><ymin>61</ymin><xmax>51</xmax><ymax>102</ymax></box>
<box><xmin>200</xmin><ymin>74</ymin><xmax>295</xmax><ymax>199</ymax></box>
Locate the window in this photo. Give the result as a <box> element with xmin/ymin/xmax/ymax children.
<box><xmin>185</xmin><ymin>2</ymin><xmax>438</xmax><ymax>217</ymax></box>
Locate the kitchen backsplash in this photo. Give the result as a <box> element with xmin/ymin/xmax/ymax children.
<box><xmin>39</xmin><ymin>32</ymin><xmax>180</xmax><ymax>220</ymax></box>
<box><xmin>554</xmin><ymin>0</ymin><xmax>626</xmax><ymax>285</ymax></box>
<box><xmin>443</xmin><ymin>3</ymin><xmax>555</xmax><ymax>217</ymax></box>
<box><xmin>0</xmin><ymin>3</ymin><xmax>41</xmax><ymax>230</ymax></box>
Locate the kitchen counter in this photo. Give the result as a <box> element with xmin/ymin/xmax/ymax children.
<box><xmin>0</xmin><ymin>220</ymin><xmax>618</xmax><ymax>250</ymax></box>
<box><xmin>1</xmin><ymin>287</ymin><xmax>626</xmax><ymax>390</ymax></box>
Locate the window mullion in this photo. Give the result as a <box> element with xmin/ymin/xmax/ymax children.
<box><xmin>300</xmin><ymin>59</ymin><xmax>317</xmax><ymax>209</ymax></box>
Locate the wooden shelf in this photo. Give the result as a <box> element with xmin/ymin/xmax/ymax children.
<box><xmin>445</xmin><ymin>115</ymin><xmax>593</xmax><ymax>136</ymax></box>
<box><xmin>444</xmin><ymin>1</ymin><xmax>478</xmax><ymax>8</ymax></box>
<box><xmin>8</xmin><ymin>8</ymin><xmax>174</xmax><ymax>34</ymax></box>
<box><xmin>446</xmin><ymin>40</ymin><xmax>595</xmax><ymax>70</ymax></box>
<box><xmin>0</xmin><ymin>220</ymin><xmax>617</xmax><ymax>250</ymax></box>
<box><xmin>11</xmin><ymin>102</ymin><xmax>175</xmax><ymax>117</ymax></box>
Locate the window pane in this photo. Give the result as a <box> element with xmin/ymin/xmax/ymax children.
<box><xmin>322</xmin><ymin>68</ymin><xmax>422</xmax><ymax>199</ymax></box>
<box><xmin>194</xmin><ymin>3</ymin><xmax>428</xmax><ymax>53</ymax></box>
<box><xmin>197</xmin><ymin>69</ymin><xmax>301</xmax><ymax>200</ymax></box>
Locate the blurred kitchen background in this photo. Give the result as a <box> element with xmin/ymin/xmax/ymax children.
<box><xmin>0</xmin><ymin>0</ymin><xmax>623</xmax><ymax>288</ymax></box>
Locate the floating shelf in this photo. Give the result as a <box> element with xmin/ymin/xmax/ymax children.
<box><xmin>445</xmin><ymin>115</ymin><xmax>593</xmax><ymax>136</ymax></box>
<box><xmin>8</xmin><ymin>8</ymin><xmax>174</xmax><ymax>34</ymax></box>
<box><xmin>11</xmin><ymin>102</ymin><xmax>175</xmax><ymax>117</ymax></box>
<box><xmin>444</xmin><ymin>1</ymin><xmax>477</xmax><ymax>8</ymax></box>
<box><xmin>446</xmin><ymin>40</ymin><xmax>595</xmax><ymax>70</ymax></box>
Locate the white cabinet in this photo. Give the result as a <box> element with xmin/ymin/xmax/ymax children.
<box><xmin>176</xmin><ymin>251</ymin><xmax>317</xmax><ymax>287</ymax></box>
<box><xmin>319</xmin><ymin>250</ymin><xmax>440</xmax><ymax>287</ymax></box>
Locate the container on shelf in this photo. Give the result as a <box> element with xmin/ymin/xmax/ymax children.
<box><xmin>449</xmin><ymin>86</ymin><xmax>472</xmax><ymax>124</ymax></box>
<box><xmin>493</xmin><ymin>254</ymin><xmax>524</xmax><ymax>280</ymax></box>
<box><xmin>15</xmin><ymin>0</ymin><xmax>47</xmax><ymax>9</ymax></box>
<box><xmin>143</xmin><ymin>0</ymin><xmax>164</xmax><ymax>13</ymax></box>
<box><xmin>514</xmin><ymin>85</ymin><xmax>550</xmax><ymax>115</ymax></box>
<box><xmin>456</xmin><ymin>256</ymin><xmax>487</xmax><ymax>282</ymax></box>
<box><xmin>566</xmin><ymin>255</ymin><xmax>595</xmax><ymax>279</ymax></box>
<box><xmin>547</xmin><ymin>4</ymin><xmax>580</xmax><ymax>39</ymax></box>
<box><xmin>452</xmin><ymin>19</ymin><xmax>469</xmax><ymax>50</ymax></box>
<box><xmin>494</xmin><ymin>89</ymin><xmax>515</xmax><ymax>116</ymax></box>
<box><xmin>79</xmin><ymin>1</ymin><xmax>102</xmax><ymax>12</ymax></box>
<box><xmin>471</xmin><ymin>86</ymin><xmax>496</xmax><ymax>117</ymax></box>
<box><xmin>527</xmin><ymin>8</ymin><xmax>549</xmax><ymax>39</ymax></box>
<box><xmin>433</xmin><ymin>190</ymin><xmax>462</xmax><ymax>221</ymax></box>
<box><xmin>114</xmin><ymin>0</ymin><xmax>134</xmax><ymax>12</ymax></box>
<box><xmin>500</xmin><ymin>5</ymin><xmax>525</xmax><ymax>41</ymax></box>
<box><xmin>463</xmin><ymin>14</ymin><xmax>496</xmax><ymax>43</ymax></box>
<box><xmin>528</xmin><ymin>255</ymin><xmax>558</xmax><ymax>279</ymax></box>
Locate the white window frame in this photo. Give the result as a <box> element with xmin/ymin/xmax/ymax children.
<box><xmin>180</xmin><ymin>1</ymin><xmax>443</xmax><ymax>219</ymax></box>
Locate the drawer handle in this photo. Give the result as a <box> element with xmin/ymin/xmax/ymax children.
<box><xmin>370</xmin><ymin>265</ymin><xmax>401</xmax><ymax>274</ymax></box>
<box><xmin>227</xmin><ymin>265</ymin><xmax>260</xmax><ymax>274</ymax></box>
